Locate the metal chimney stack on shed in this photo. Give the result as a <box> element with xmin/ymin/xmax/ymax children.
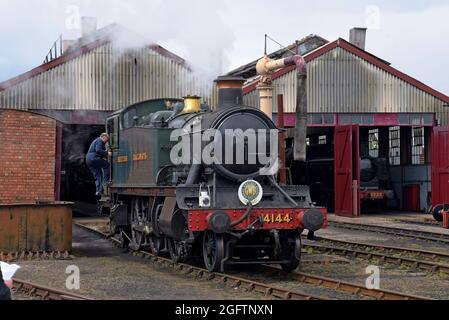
<box><xmin>349</xmin><ymin>27</ymin><xmax>367</xmax><ymax>50</ymax></box>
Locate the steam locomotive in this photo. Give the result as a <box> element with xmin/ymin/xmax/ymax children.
<box><xmin>103</xmin><ymin>76</ymin><xmax>326</xmax><ymax>272</ymax></box>
<box><xmin>359</xmin><ymin>157</ymin><xmax>395</xmax><ymax>209</ymax></box>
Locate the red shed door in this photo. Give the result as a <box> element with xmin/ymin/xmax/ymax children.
<box><xmin>334</xmin><ymin>125</ymin><xmax>360</xmax><ymax>217</ymax></box>
<box><xmin>431</xmin><ymin>127</ymin><xmax>449</xmax><ymax>206</ymax></box>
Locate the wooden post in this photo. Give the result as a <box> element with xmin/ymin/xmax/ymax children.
<box><xmin>353</xmin><ymin>180</ymin><xmax>359</xmax><ymax>217</ymax></box>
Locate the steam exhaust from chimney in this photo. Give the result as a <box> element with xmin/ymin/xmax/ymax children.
<box><xmin>63</xmin><ymin>40</ymin><xmax>75</xmax><ymax>53</ymax></box>
<box><xmin>81</xmin><ymin>17</ymin><xmax>97</xmax><ymax>37</ymax></box>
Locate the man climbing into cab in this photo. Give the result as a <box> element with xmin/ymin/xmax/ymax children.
<box><xmin>86</xmin><ymin>133</ymin><xmax>112</xmax><ymax>196</ymax></box>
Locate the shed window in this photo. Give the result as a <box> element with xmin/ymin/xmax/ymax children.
<box><xmin>339</xmin><ymin>114</ymin><xmax>374</xmax><ymax>125</ymax></box>
<box><xmin>323</xmin><ymin>114</ymin><xmax>336</xmax><ymax>124</ymax></box>
<box><xmin>123</xmin><ymin>108</ymin><xmax>137</xmax><ymax>129</ymax></box>
<box><xmin>307</xmin><ymin>113</ymin><xmax>336</xmax><ymax>125</ymax></box>
<box><xmin>107</xmin><ymin>117</ymin><xmax>119</xmax><ymax>149</ymax></box>
<box><xmin>412</xmin><ymin>127</ymin><xmax>425</xmax><ymax>165</ymax></box>
<box><xmin>369</xmin><ymin>129</ymin><xmax>379</xmax><ymax>158</ymax></box>
<box><xmin>319</xmin><ymin>136</ymin><xmax>327</xmax><ymax>145</ymax></box>
<box><xmin>361</xmin><ymin>114</ymin><xmax>374</xmax><ymax>125</ymax></box>
<box><xmin>389</xmin><ymin>126</ymin><xmax>400</xmax><ymax>166</ymax></box>
<box><xmin>340</xmin><ymin>114</ymin><xmax>351</xmax><ymax>125</ymax></box>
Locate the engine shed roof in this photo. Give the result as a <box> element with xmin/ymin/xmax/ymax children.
<box><xmin>241</xmin><ymin>37</ymin><xmax>449</xmax><ymax>104</ymax></box>
<box><xmin>0</xmin><ymin>24</ymin><xmax>188</xmax><ymax>92</ymax></box>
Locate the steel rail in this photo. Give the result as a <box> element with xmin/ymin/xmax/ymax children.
<box><xmin>74</xmin><ymin>222</ymin><xmax>435</xmax><ymax>301</ymax></box>
<box><xmin>12</xmin><ymin>279</ymin><xmax>92</xmax><ymax>300</ymax></box>
<box><xmin>73</xmin><ymin>223</ymin><xmax>328</xmax><ymax>301</ymax></box>
<box><xmin>303</xmin><ymin>242</ymin><xmax>449</xmax><ymax>274</ymax></box>
<box><xmin>329</xmin><ymin>221</ymin><xmax>449</xmax><ymax>244</ymax></box>
<box><xmin>392</xmin><ymin>219</ymin><xmax>440</xmax><ymax>227</ymax></box>
<box><xmin>261</xmin><ymin>266</ymin><xmax>432</xmax><ymax>300</ymax></box>
<box><xmin>310</xmin><ymin>236</ymin><xmax>449</xmax><ymax>263</ymax></box>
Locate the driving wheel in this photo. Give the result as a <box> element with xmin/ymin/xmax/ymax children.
<box><xmin>203</xmin><ymin>231</ymin><xmax>225</xmax><ymax>272</ymax></box>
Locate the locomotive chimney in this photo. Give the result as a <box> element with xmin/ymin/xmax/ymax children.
<box><xmin>215</xmin><ymin>76</ymin><xmax>246</xmax><ymax>111</ymax></box>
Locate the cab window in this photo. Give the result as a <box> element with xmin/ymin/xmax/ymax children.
<box><xmin>107</xmin><ymin>117</ymin><xmax>119</xmax><ymax>149</ymax></box>
<box><xmin>123</xmin><ymin>108</ymin><xmax>137</xmax><ymax>129</ymax></box>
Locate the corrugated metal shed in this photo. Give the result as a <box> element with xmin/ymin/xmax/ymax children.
<box><xmin>0</xmin><ymin>25</ymin><xmax>218</xmax><ymax>111</ymax></box>
<box><xmin>243</xmin><ymin>38</ymin><xmax>449</xmax><ymax>126</ymax></box>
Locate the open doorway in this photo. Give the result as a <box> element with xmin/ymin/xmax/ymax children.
<box><xmin>347</xmin><ymin>125</ymin><xmax>431</xmax><ymax>216</ymax></box>
<box><xmin>358</xmin><ymin>127</ymin><xmax>397</xmax><ymax>212</ymax></box>
<box><xmin>289</xmin><ymin>117</ymin><xmax>434</xmax><ymax>216</ymax></box>
<box><xmin>289</xmin><ymin>127</ymin><xmax>335</xmax><ymax>212</ymax></box>
<box><xmin>333</xmin><ymin>124</ymin><xmax>432</xmax><ymax>216</ymax></box>
<box><xmin>60</xmin><ymin>124</ymin><xmax>105</xmax><ymax>204</ymax></box>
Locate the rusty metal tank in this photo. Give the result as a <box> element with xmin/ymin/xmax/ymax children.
<box><xmin>0</xmin><ymin>202</ymin><xmax>73</xmax><ymax>254</ymax></box>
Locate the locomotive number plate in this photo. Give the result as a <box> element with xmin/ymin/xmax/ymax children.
<box><xmin>369</xmin><ymin>192</ymin><xmax>384</xmax><ymax>199</ymax></box>
<box><xmin>262</xmin><ymin>213</ymin><xmax>293</xmax><ymax>224</ymax></box>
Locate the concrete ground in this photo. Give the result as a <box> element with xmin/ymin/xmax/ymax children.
<box><xmin>328</xmin><ymin>212</ymin><xmax>449</xmax><ymax>236</ymax></box>
<box><xmin>9</xmin><ymin>212</ymin><xmax>449</xmax><ymax>300</ymax></box>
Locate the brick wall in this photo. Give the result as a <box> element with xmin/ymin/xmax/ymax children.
<box><xmin>0</xmin><ymin>110</ymin><xmax>57</xmax><ymax>203</ymax></box>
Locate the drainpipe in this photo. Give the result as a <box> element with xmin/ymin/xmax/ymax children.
<box><xmin>256</xmin><ymin>54</ymin><xmax>307</xmax><ymax>161</ymax></box>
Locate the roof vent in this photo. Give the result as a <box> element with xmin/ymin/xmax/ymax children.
<box><xmin>349</xmin><ymin>27</ymin><xmax>367</xmax><ymax>50</ymax></box>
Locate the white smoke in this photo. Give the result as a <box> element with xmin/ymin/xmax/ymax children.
<box><xmin>1</xmin><ymin>0</ymin><xmax>449</xmax><ymax>95</ymax></box>
<box><xmin>0</xmin><ymin>0</ymin><xmax>235</xmax><ymax>86</ymax></box>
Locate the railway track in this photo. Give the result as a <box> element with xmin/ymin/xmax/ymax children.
<box><xmin>393</xmin><ymin>218</ymin><xmax>441</xmax><ymax>227</ymax></box>
<box><xmin>302</xmin><ymin>236</ymin><xmax>449</xmax><ymax>274</ymax></box>
<box><xmin>74</xmin><ymin>222</ymin><xmax>433</xmax><ymax>301</ymax></box>
<box><xmin>74</xmin><ymin>223</ymin><xmax>327</xmax><ymax>300</ymax></box>
<box><xmin>329</xmin><ymin>221</ymin><xmax>449</xmax><ymax>244</ymax></box>
<box><xmin>12</xmin><ymin>279</ymin><xmax>91</xmax><ymax>300</ymax></box>
<box><xmin>261</xmin><ymin>266</ymin><xmax>430</xmax><ymax>300</ymax></box>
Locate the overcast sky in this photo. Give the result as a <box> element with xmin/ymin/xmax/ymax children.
<box><xmin>0</xmin><ymin>0</ymin><xmax>448</xmax><ymax>95</ymax></box>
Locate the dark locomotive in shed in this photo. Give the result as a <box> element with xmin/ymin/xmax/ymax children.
<box><xmin>103</xmin><ymin>77</ymin><xmax>327</xmax><ymax>272</ymax></box>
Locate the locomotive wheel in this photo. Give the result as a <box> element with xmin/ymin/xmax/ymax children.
<box><xmin>149</xmin><ymin>203</ymin><xmax>164</xmax><ymax>255</ymax></box>
<box><xmin>280</xmin><ymin>236</ymin><xmax>301</xmax><ymax>272</ymax></box>
<box><xmin>149</xmin><ymin>236</ymin><xmax>163</xmax><ymax>255</ymax></box>
<box><xmin>109</xmin><ymin>218</ymin><xmax>117</xmax><ymax>237</ymax></box>
<box><xmin>130</xmin><ymin>198</ymin><xmax>147</xmax><ymax>251</ymax></box>
<box><xmin>117</xmin><ymin>226</ymin><xmax>131</xmax><ymax>249</ymax></box>
<box><xmin>432</xmin><ymin>204</ymin><xmax>444</xmax><ymax>222</ymax></box>
<box><xmin>203</xmin><ymin>231</ymin><xmax>225</xmax><ymax>272</ymax></box>
<box><xmin>151</xmin><ymin>204</ymin><xmax>163</xmax><ymax>237</ymax></box>
<box><xmin>167</xmin><ymin>238</ymin><xmax>185</xmax><ymax>263</ymax></box>
<box><xmin>130</xmin><ymin>230</ymin><xmax>145</xmax><ymax>251</ymax></box>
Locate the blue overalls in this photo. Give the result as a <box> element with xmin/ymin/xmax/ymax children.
<box><xmin>86</xmin><ymin>137</ymin><xmax>110</xmax><ymax>195</ymax></box>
